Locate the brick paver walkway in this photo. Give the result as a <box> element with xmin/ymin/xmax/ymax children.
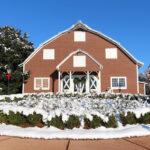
<box><xmin>0</xmin><ymin>136</ymin><xmax>149</xmax><ymax>150</ymax></box>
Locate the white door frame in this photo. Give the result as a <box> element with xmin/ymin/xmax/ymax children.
<box><xmin>59</xmin><ymin>71</ymin><xmax>101</xmax><ymax>94</ymax></box>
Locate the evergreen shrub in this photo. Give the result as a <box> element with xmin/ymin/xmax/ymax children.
<box><xmin>106</xmin><ymin>115</ymin><xmax>118</xmax><ymax>128</ymax></box>
<box><xmin>27</xmin><ymin>112</ymin><xmax>43</xmax><ymax>126</ymax></box>
<box><xmin>47</xmin><ymin>116</ymin><xmax>64</xmax><ymax>129</ymax></box>
<box><xmin>84</xmin><ymin>115</ymin><xmax>105</xmax><ymax>129</ymax></box>
<box><xmin>7</xmin><ymin>111</ymin><xmax>26</xmax><ymax>125</ymax></box>
<box><xmin>65</xmin><ymin>115</ymin><xmax>80</xmax><ymax>129</ymax></box>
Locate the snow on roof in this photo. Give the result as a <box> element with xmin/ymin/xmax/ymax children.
<box><xmin>23</xmin><ymin>21</ymin><xmax>144</xmax><ymax>67</ymax></box>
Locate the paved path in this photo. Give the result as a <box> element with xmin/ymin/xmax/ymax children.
<box><xmin>0</xmin><ymin>136</ymin><xmax>149</xmax><ymax>150</ymax></box>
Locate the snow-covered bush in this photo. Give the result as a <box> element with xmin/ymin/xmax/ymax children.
<box><xmin>139</xmin><ymin>112</ymin><xmax>150</xmax><ymax>124</ymax></box>
<box><xmin>65</xmin><ymin>115</ymin><xmax>80</xmax><ymax>129</ymax></box>
<box><xmin>120</xmin><ymin>112</ymin><xmax>150</xmax><ymax>126</ymax></box>
<box><xmin>106</xmin><ymin>115</ymin><xmax>118</xmax><ymax>128</ymax></box>
<box><xmin>0</xmin><ymin>93</ymin><xmax>149</xmax><ymax>129</ymax></box>
<box><xmin>7</xmin><ymin>111</ymin><xmax>26</xmax><ymax>125</ymax></box>
<box><xmin>0</xmin><ymin>110</ymin><xmax>7</xmax><ymax>123</ymax></box>
<box><xmin>47</xmin><ymin>116</ymin><xmax>64</xmax><ymax>129</ymax></box>
<box><xmin>84</xmin><ymin>115</ymin><xmax>105</xmax><ymax>129</ymax></box>
<box><xmin>27</xmin><ymin>112</ymin><xmax>43</xmax><ymax>126</ymax></box>
<box><xmin>120</xmin><ymin>112</ymin><xmax>138</xmax><ymax>126</ymax></box>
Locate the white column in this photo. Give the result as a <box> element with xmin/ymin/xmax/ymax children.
<box><xmin>86</xmin><ymin>71</ymin><xmax>90</xmax><ymax>93</ymax></box>
<box><xmin>60</xmin><ymin>72</ymin><xmax>63</xmax><ymax>93</ymax></box>
<box><xmin>58</xmin><ymin>71</ymin><xmax>61</xmax><ymax>93</ymax></box>
<box><xmin>97</xmin><ymin>71</ymin><xmax>101</xmax><ymax>93</ymax></box>
<box><xmin>69</xmin><ymin>71</ymin><xmax>73</xmax><ymax>93</ymax></box>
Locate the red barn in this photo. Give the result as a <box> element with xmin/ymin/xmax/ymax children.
<box><xmin>22</xmin><ymin>22</ymin><xmax>145</xmax><ymax>94</ymax></box>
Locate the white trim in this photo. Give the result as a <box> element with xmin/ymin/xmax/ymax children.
<box><xmin>138</xmin><ymin>81</ymin><xmax>147</xmax><ymax>84</ymax></box>
<box><xmin>136</xmin><ymin>65</ymin><xmax>139</xmax><ymax>93</ymax></box>
<box><xmin>34</xmin><ymin>77</ymin><xmax>50</xmax><ymax>91</ymax></box>
<box><xmin>22</xmin><ymin>63</ymin><xmax>25</xmax><ymax>93</ymax></box>
<box><xmin>110</xmin><ymin>76</ymin><xmax>127</xmax><ymax>90</ymax></box>
<box><xmin>144</xmin><ymin>83</ymin><xmax>146</xmax><ymax>95</ymax></box>
<box><xmin>86</xmin><ymin>71</ymin><xmax>90</xmax><ymax>93</ymax></box>
<box><xmin>61</xmin><ymin>72</ymin><xmax>100</xmax><ymax>94</ymax></box>
<box><xmin>58</xmin><ymin>71</ymin><xmax>61</xmax><ymax>93</ymax></box>
<box><xmin>22</xmin><ymin>21</ymin><xmax>143</xmax><ymax>67</ymax></box>
<box><xmin>98</xmin><ymin>71</ymin><xmax>101</xmax><ymax>93</ymax></box>
<box><xmin>69</xmin><ymin>71</ymin><xmax>73</xmax><ymax>93</ymax></box>
<box><xmin>56</xmin><ymin>49</ymin><xmax>103</xmax><ymax>70</ymax></box>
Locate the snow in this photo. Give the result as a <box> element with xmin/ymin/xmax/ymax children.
<box><xmin>0</xmin><ymin>93</ymin><xmax>25</xmax><ymax>101</ymax></box>
<box><xmin>0</xmin><ymin>93</ymin><xmax>149</xmax><ymax>124</ymax></box>
<box><xmin>0</xmin><ymin>123</ymin><xmax>149</xmax><ymax>139</ymax></box>
<box><xmin>125</xmin><ymin>107</ymin><xmax>150</xmax><ymax>118</ymax></box>
<box><xmin>0</xmin><ymin>93</ymin><xmax>149</xmax><ymax>139</ymax></box>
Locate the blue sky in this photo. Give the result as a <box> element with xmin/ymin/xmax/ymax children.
<box><xmin>0</xmin><ymin>0</ymin><xmax>149</xmax><ymax>73</ymax></box>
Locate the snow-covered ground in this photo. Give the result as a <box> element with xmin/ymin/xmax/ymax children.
<box><xmin>0</xmin><ymin>123</ymin><xmax>149</xmax><ymax>139</ymax></box>
<box><xmin>0</xmin><ymin>93</ymin><xmax>149</xmax><ymax>139</ymax></box>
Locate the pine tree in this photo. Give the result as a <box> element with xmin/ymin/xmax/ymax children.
<box><xmin>0</xmin><ymin>26</ymin><xmax>34</xmax><ymax>94</ymax></box>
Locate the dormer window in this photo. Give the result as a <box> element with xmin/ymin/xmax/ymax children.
<box><xmin>43</xmin><ymin>49</ymin><xmax>55</xmax><ymax>60</ymax></box>
<box><xmin>74</xmin><ymin>31</ymin><xmax>86</xmax><ymax>42</ymax></box>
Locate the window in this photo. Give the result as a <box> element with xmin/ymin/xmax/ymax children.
<box><xmin>43</xmin><ymin>49</ymin><xmax>55</xmax><ymax>60</ymax></box>
<box><xmin>105</xmin><ymin>48</ymin><xmax>117</xmax><ymax>59</ymax></box>
<box><xmin>73</xmin><ymin>55</ymin><xmax>86</xmax><ymax>67</ymax></box>
<box><xmin>34</xmin><ymin>77</ymin><xmax>50</xmax><ymax>90</ymax></box>
<box><xmin>111</xmin><ymin>77</ymin><xmax>127</xmax><ymax>89</ymax></box>
<box><xmin>74</xmin><ymin>31</ymin><xmax>86</xmax><ymax>42</ymax></box>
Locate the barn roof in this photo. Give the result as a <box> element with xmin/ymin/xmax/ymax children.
<box><xmin>22</xmin><ymin>21</ymin><xmax>143</xmax><ymax>67</ymax></box>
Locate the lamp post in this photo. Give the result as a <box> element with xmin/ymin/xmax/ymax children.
<box><xmin>6</xmin><ymin>68</ymin><xmax>11</xmax><ymax>95</ymax></box>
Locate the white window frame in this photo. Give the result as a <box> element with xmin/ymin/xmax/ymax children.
<box><xmin>110</xmin><ymin>76</ymin><xmax>127</xmax><ymax>89</ymax></box>
<box><xmin>34</xmin><ymin>77</ymin><xmax>50</xmax><ymax>90</ymax></box>
<box><xmin>73</xmin><ymin>55</ymin><xmax>86</xmax><ymax>67</ymax></box>
<box><xmin>105</xmin><ymin>48</ymin><xmax>118</xmax><ymax>59</ymax></box>
<box><xmin>74</xmin><ymin>31</ymin><xmax>86</xmax><ymax>42</ymax></box>
<box><xmin>43</xmin><ymin>49</ymin><xmax>55</xmax><ymax>60</ymax></box>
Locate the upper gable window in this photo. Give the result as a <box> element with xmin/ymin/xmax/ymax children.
<box><xmin>105</xmin><ymin>48</ymin><xmax>117</xmax><ymax>59</ymax></box>
<box><xmin>43</xmin><ymin>49</ymin><xmax>55</xmax><ymax>60</ymax></box>
<box><xmin>74</xmin><ymin>31</ymin><xmax>86</xmax><ymax>42</ymax></box>
<box><xmin>73</xmin><ymin>55</ymin><xmax>86</xmax><ymax>67</ymax></box>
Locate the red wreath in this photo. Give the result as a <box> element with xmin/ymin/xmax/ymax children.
<box><xmin>6</xmin><ymin>73</ymin><xmax>11</xmax><ymax>81</ymax></box>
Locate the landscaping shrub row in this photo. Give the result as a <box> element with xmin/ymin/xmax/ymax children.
<box><xmin>120</xmin><ymin>112</ymin><xmax>150</xmax><ymax>126</ymax></box>
<box><xmin>1</xmin><ymin>93</ymin><xmax>150</xmax><ymax>103</ymax></box>
<box><xmin>0</xmin><ymin>111</ymin><xmax>118</xmax><ymax>129</ymax></box>
<box><xmin>0</xmin><ymin>111</ymin><xmax>149</xmax><ymax>129</ymax></box>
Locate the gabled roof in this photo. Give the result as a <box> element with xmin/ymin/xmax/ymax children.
<box><xmin>56</xmin><ymin>49</ymin><xmax>103</xmax><ymax>70</ymax></box>
<box><xmin>23</xmin><ymin>21</ymin><xmax>143</xmax><ymax>67</ymax></box>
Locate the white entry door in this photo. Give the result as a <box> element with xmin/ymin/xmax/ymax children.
<box><xmin>73</xmin><ymin>75</ymin><xmax>86</xmax><ymax>94</ymax></box>
<box><xmin>61</xmin><ymin>74</ymin><xmax>99</xmax><ymax>94</ymax></box>
<box><xmin>89</xmin><ymin>75</ymin><xmax>98</xmax><ymax>92</ymax></box>
<box><xmin>62</xmin><ymin>75</ymin><xmax>70</xmax><ymax>93</ymax></box>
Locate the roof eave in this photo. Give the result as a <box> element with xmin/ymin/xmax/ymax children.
<box><xmin>22</xmin><ymin>21</ymin><xmax>144</xmax><ymax>67</ymax></box>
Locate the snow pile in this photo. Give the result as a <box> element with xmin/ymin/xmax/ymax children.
<box><xmin>0</xmin><ymin>123</ymin><xmax>149</xmax><ymax>139</ymax></box>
